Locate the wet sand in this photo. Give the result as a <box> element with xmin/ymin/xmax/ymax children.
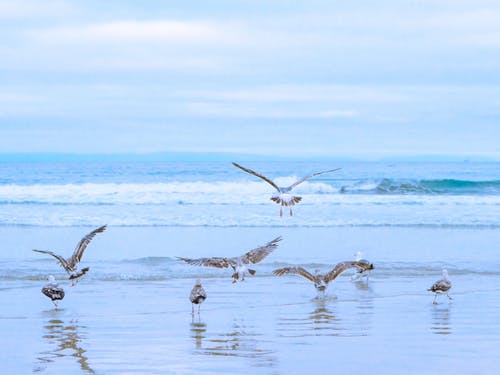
<box><xmin>1</xmin><ymin>226</ymin><xmax>500</xmax><ymax>374</ymax></box>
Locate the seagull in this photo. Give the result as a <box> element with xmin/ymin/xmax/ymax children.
<box><xmin>33</xmin><ymin>225</ymin><xmax>107</xmax><ymax>285</ymax></box>
<box><xmin>178</xmin><ymin>236</ymin><xmax>282</xmax><ymax>283</ymax></box>
<box><xmin>351</xmin><ymin>251</ymin><xmax>374</xmax><ymax>282</ymax></box>
<box><xmin>428</xmin><ymin>269</ymin><xmax>452</xmax><ymax>304</ymax></box>
<box><xmin>232</xmin><ymin>162</ymin><xmax>341</xmax><ymax>217</ymax></box>
<box><xmin>273</xmin><ymin>261</ymin><xmax>374</xmax><ymax>295</ymax></box>
<box><xmin>41</xmin><ymin>275</ymin><xmax>65</xmax><ymax>309</ymax></box>
<box><xmin>190</xmin><ymin>279</ymin><xmax>207</xmax><ymax>315</ymax></box>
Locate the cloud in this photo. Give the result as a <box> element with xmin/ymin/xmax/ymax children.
<box><xmin>30</xmin><ymin>20</ymin><xmax>238</xmax><ymax>45</ymax></box>
<box><xmin>0</xmin><ymin>0</ymin><xmax>75</xmax><ymax>19</ymax></box>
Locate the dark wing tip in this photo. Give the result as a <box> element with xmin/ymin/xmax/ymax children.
<box><xmin>269</xmin><ymin>236</ymin><xmax>283</xmax><ymax>246</ymax></box>
<box><xmin>272</xmin><ymin>268</ymin><xmax>284</xmax><ymax>276</ymax></box>
<box><xmin>33</xmin><ymin>249</ymin><xmax>50</xmax><ymax>254</ymax></box>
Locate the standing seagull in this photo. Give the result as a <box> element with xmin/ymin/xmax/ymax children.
<box><xmin>232</xmin><ymin>162</ymin><xmax>341</xmax><ymax>217</ymax></box>
<box><xmin>273</xmin><ymin>261</ymin><xmax>374</xmax><ymax>296</ymax></box>
<box><xmin>33</xmin><ymin>225</ymin><xmax>107</xmax><ymax>285</ymax></box>
<box><xmin>351</xmin><ymin>251</ymin><xmax>373</xmax><ymax>282</ymax></box>
<box><xmin>178</xmin><ymin>236</ymin><xmax>282</xmax><ymax>283</ymax></box>
<box><xmin>190</xmin><ymin>279</ymin><xmax>207</xmax><ymax>315</ymax></box>
<box><xmin>428</xmin><ymin>269</ymin><xmax>452</xmax><ymax>304</ymax></box>
<box><xmin>41</xmin><ymin>275</ymin><xmax>65</xmax><ymax>309</ymax></box>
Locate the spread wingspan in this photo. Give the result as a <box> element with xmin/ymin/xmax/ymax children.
<box><xmin>177</xmin><ymin>256</ymin><xmax>230</xmax><ymax>269</ymax></box>
<box><xmin>273</xmin><ymin>266</ymin><xmax>316</xmax><ymax>283</ymax></box>
<box><xmin>232</xmin><ymin>162</ymin><xmax>280</xmax><ymax>191</ymax></box>
<box><xmin>70</xmin><ymin>225</ymin><xmax>107</xmax><ymax>267</ymax></box>
<box><xmin>288</xmin><ymin>168</ymin><xmax>341</xmax><ymax>190</ymax></box>
<box><xmin>33</xmin><ymin>249</ymin><xmax>73</xmax><ymax>273</ymax></box>
<box><xmin>238</xmin><ymin>236</ymin><xmax>282</xmax><ymax>264</ymax></box>
<box><xmin>324</xmin><ymin>261</ymin><xmax>369</xmax><ymax>282</ymax></box>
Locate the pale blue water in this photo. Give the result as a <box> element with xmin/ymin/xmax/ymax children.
<box><xmin>0</xmin><ymin>161</ymin><xmax>499</xmax><ymax>374</ymax></box>
<box><xmin>0</xmin><ymin>161</ymin><xmax>498</xmax><ymax>227</ymax></box>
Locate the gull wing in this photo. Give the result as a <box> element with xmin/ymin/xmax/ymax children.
<box><xmin>69</xmin><ymin>225</ymin><xmax>107</xmax><ymax>267</ymax></box>
<box><xmin>232</xmin><ymin>162</ymin><xmax>280</xmax><ymax>191</ymax></box>
<box><xmin>33</xmin><ymin>249</ymin><xmax>73</xmax><ymax>274</ymax></box>
<box><xmin>287</xmin><ymin>168</ymin><xmax>341</xmax><ymax>190</ymax></box>
<box><xmin>272</xmin><ymin>266</ymin><xmax>316</xmax><ymax>283</ymax></box>
<box><xmin>324</xmin><ymin>261</ymin><xmax>367</xmax><ymax>282</ymax></box>
<box><xmin>177</xmin><ymin>256</ymin><xmax>230</xmax><ymax>269</ymax></box>
<box><xmin>238</xmin><ymin>236</ymin><xmax>282</xmax><ymax>264</ymax></box>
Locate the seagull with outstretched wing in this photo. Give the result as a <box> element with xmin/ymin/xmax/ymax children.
<box><xmin>273</xmin><ymin>261</ymin><xmax>374</xmax><ymax>295</ymax></box>
<box><xmin>232</xmin><ymin>162</ymin><xmax>341</xmax><ymax>217</ymax></box>
<box><xmin>178</xmin><ymin>236</ymin><xmax>282</xmax><ymax>283</ymax></box>
<box><xmin>33</xmin><ymin>225</ymin><xmax>107</xmax><ymax>285</ymax></box>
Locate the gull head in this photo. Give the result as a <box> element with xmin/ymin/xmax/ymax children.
<box><xmin>47</xmin><ymin>275</ymin><xmax>56</xmax><ymax>283</ymax></box>
<box><xmin>195</xmin><ymin>279</ymin><xmax>202</xmax><ymax>286</ymax></box>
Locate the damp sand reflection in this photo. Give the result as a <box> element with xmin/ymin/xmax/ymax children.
<box><xmin>34</xmin><ymin>317</ymin><xmax>94</xmax><ymax>373</ymax></box>
<box><xmin>191</xmin><ymin>318</ymin><xmax>277</xmax><ymax>368</ymax></box>
<box><xmin>277</xmin><ymin>296</ymin><xmax>374</xmax><ymax>338</ymax></box>
<box><xmin>431</xmin><ymin>305</ymin><xmax>452</xmax><ymax>335</ymax></box>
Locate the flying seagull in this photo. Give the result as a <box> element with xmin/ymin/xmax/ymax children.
<box><xmin>41</xmin><ymin>275</ymin><xmax>65</xmax><ymax>309</ymax></box>
<box><xmin>33</xmin><ymin>225</ymin><xmax>107</xmax><ymax>285</ymax></box>
<box><xmin>351</xmin><ymin>251</ymin><xmax>373</xmax><ymax>282</ymax></box>
<box><xmin>428</xmin><ymin>269</ymin><xmax>452</xmax><ymax>304</ymax></box>
<box><xmin>273</xmin><ymin>261</ymin><xmax>374</xmax><ymax>295</ymax></box>
<box><xmin>190</xmin><ymin>279</ymin><xmax>207</xmax><ymax>315</ymax></box>
<box><xmin>232</xmin><ymin>162</ymin><xmax>341</xmax><ymax>217</ymax></box>
<box><xmin>178</xmin><ymin>236</ymin><xmax>282</xmax><ymax>283</ymax></box>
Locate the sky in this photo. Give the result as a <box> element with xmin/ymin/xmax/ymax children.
<box><xmin>1</xmin><ymin>0</ymin><xmax>499</xmax><ymax>160</ymax></box>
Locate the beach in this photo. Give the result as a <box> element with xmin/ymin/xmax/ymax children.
<box><xmin>2</xmin><ymin>225</ymin><xmax>500</xmax><ymax>374</ymax></box>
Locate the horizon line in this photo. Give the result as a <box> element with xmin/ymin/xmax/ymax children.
<box><xmin>0</xmin><ymin>151</ymin><xmax>498</xmax><ymax>163</ymax></box>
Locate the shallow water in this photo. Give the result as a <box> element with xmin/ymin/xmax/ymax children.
<box><xmin>1</xmin><ymin>226</ymin><xmax>500</xmax><ymax>374</ymax></box>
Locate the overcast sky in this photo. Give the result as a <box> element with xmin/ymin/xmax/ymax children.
<box><xmin>1</xmin><ymin>0</ymin><xmax>499</xmax><ymax>160</ymax></box>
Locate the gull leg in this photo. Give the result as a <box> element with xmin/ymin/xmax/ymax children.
<box><xmin>289</xmin><ymin>207</ymin><xmax>293</xmax><ymax>216</ymax></box>
<box><xmin>192</xmin><ymin>304</ymin><xmax>195</xmax><ymax>315</ymax></box>
<box><xmin>433</xmin><ymin>293</ymin><xmax>438</xmax><ymax>304</ymax></box>
<box><xmin>198</xmin><ymin>304</ymin><xmax>201</xmax><ymax>314</ymax></box>
<box><xmin>280</xmin><ymin>207</ymin><xmax>283</xmax><ymax>217</ymax></box>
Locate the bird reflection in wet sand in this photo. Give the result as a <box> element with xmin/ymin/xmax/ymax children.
<box><xmin>309</xmin><ymin>298</ymin><xmax>339</xmax><ymax>328</ymax></box>
<box><xmin>431</xmin><ymin>305</ymin><xmax>452</xmax><ymax>335</ymax></box>
<box><xmin>200</xmin><ymin>320</ymin><xmax>276</xmax><ymax>367</ymax></box>
<box><xmin>277</xmin><ymin>298</ymin><xmax>347</xmax><ymax>338</ymax></box>
<box><xmin>35</xmin><ymin>318</ymin><xmax>94</xmax><ymax>374</ymax></box>
<box><xmin>190</xmin><ymin>317</ymin><xmax>207</xmax><ymax>349</ymax></box>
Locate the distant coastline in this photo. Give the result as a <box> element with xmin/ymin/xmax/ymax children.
<box><xmin>0</xmin><ymin>152</ymin><xmax>497</xmax><ymax>163</ymax></box>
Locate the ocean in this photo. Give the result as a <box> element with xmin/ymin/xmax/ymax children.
<box><xmin>0</xmin><ymin>161</ymin><xmax>498</xmax><ymax>227</ymax></box>
<box><xmin>0</xmin><ymin>160</ymin><xmax>499</xmax><ymax>374</ymax></box>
